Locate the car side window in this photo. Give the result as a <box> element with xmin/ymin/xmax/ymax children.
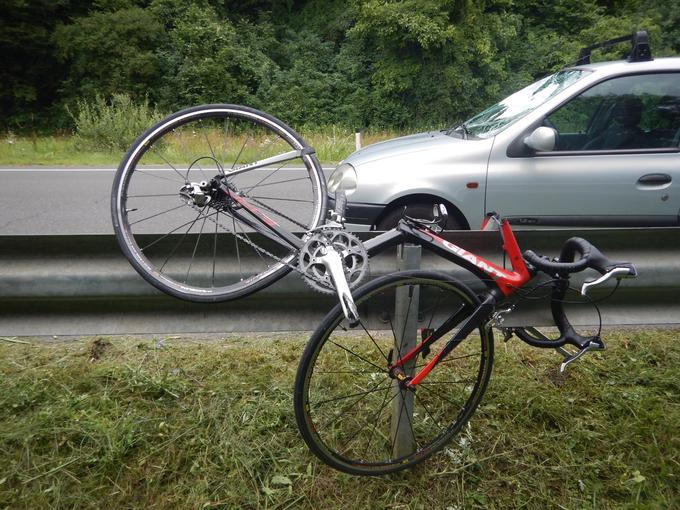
<box><xmin>546</xmin><ymin>73</ymin><xmax>680</xmax><ymax>151</ymax></box>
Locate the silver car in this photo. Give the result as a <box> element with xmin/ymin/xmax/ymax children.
<box><xmin>336</xmin><ymin>50</ymin><xmax>680</xmax><ymax>231</ymax></box>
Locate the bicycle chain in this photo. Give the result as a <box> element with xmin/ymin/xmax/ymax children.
<box><xmin>186</xmin><ymin>199</ymin><xmax>327</xmax><ymax>287</ymax></box>
<box><xmin>249</xmin><ymin>195</ymin><xmax>308</xmax><ymax>231</ymax></box>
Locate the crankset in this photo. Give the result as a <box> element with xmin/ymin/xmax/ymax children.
<box><xmin>298</xmin><ymin>228</ymin><xmax>369</xmax><ymax>294</ymax></box>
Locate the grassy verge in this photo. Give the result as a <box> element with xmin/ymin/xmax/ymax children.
<box><xmin>0</xmin><ymin>136</ymin><xmax>126</xmax><ymax>167</ymax></box>
<box><xmin>1</xmin><ymin>331</ymin><xmax>678</xmax><ymax>509</ymax></box>
<box><xmin>0</xmin><ymin>129</ymin><xmax>402</xmax><ymax>167</ymax></box>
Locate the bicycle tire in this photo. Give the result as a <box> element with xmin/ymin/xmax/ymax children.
<box><xmin>294</xmin><ymin>270</ymin><xmax>494</xmax><ymax>475</ymax></box>
<box><xmin>111</xmin><ymin>104</ymin><xmax>326</xmax><ymax>302</ymax></box>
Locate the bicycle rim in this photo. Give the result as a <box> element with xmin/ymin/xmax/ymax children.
<box><xmin>111</xmin><ymin>104</ymin><xmax>325</xmax><ymax>302</ymax></box>
<box><xmin>295</xmin><ymin>271</ymin><xmax>494</xmax><ymax>475</ymax></box>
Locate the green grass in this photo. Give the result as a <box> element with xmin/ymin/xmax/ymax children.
<box><xmin>1</xmin><ymin>330</ymin><xmax>678</xmax><ymax>509</ymax></box>
<box><xmin>0</xmin><ymin>135</ymin><xmax>127</xmax><ymax>167</ymax></box>
<box><xmin>0</xmin><ymin>129</ymin><xmax>403</xmax><ymax>167</ymax></box>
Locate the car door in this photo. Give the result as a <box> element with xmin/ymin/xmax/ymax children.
<box><xmin>486</xmin><ymin>72</ymin><xmax>680</xmax><ymax>227</ymax></box>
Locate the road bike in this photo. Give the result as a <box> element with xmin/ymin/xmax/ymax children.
<box><xmin>292</xmin><ymin>212</ymin><xmax>637</xmax><ymax>475</ymax></box>
<box><xmin>111</xmin><ymin>105</ymin><xmax>637</xmax><ymax>476</ymax></box>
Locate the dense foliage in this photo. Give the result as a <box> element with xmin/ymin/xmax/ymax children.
<box><xmin>2</xmin><ymin>0</ymin><xmax>679</xmax><ymax>132</ymax></box>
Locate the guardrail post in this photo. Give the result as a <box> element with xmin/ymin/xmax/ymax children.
<box><xmin>391</xmin><ymin>243</ymin><xmax>421</xmax><ymax>458</ymax></box>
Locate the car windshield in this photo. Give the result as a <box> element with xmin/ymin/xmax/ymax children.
<box><xmin>449</xmin><ymin>69</ymin><xmax>590</xmax><ymax>139</ymax></box>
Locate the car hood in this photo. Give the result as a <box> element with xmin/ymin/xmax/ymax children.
<box><xmin>345</xmin><ymin>131</ymin><xmax>467</xmax><ymax>166</ymax></box>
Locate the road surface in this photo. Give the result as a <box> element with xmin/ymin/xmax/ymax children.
<box><xmin>0</xmin><ymin>167</ymin><xmax>333</xmax><ymax>235</ymax></box>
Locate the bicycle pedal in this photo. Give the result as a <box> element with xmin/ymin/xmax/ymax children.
<box><xmin>502</xmin><ymin>328</ymin><xmax>514</xmax><ymax>342</ymax></box>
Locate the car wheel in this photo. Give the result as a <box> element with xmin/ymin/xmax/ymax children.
<box><xmin>375</xmin><ymin>202</ymin><xmax>463</xmax><ymax>231</ymax></box>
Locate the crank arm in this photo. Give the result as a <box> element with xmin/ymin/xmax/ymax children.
<box><xmin>317</xmin><ymin>248</ymin><xmax>359</xmax><ymax>325</ymax></box>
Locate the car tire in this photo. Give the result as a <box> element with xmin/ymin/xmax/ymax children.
<box><xmin>375</xmin><ymin>202</ymin><xmax>463</xmax><ymax>231</ymax></box>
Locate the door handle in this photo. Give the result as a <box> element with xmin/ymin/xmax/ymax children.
<box><xmin>637</xmin><ymin>173</ymin><xmax>672</xmax><ymax>185</ymax></box>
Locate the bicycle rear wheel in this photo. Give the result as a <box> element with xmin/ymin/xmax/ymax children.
<box><xmin>111</xmin><ymin>104</ymin><xmax>326</xmax><ymax>302</ymax></box>
<box><xmin>294</xmin><ymin>270</ymin><xmax>494</xmax><ymax>475</ymax></box>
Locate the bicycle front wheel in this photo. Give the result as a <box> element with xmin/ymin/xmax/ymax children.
<box><xmin>111</xmin><ymin>104</ymin><xmax>326</xmax><ymax>302</ymax></box>
<box><xmin>294</xmin><ymin>270</ymin><xmax>494</xmax><ymax>475</ymax></box>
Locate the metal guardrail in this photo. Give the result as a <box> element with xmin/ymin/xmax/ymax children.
<box><xmin>1</xmin><ymin>228</ymin><xmax>678</xmax><ymax>336</ymax></box>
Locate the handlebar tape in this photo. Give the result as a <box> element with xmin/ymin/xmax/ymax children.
<box><xmin>523</xmin><ymin>237</ymin><xmax>592</xmax><ymax>275</ymax></box>
<box><xmin>523</xmin><ymin>237</ymin><xmax>636</xmax><ymax>277</ymax></box>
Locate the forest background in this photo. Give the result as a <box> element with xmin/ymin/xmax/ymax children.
<box><xmin>2</xmin><ymin>0</ymin><xmax>680</xmax><ymax>138</ymax></box>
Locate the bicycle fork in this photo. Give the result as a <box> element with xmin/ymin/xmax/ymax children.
<box><xmin>389</xmin><ymin>294</ymin><xmax>497</xmax><ymax>389</ymax></box>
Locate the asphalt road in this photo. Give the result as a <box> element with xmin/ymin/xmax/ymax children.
<box><xmin>1</xmin><ymin>167</ymin><xmax>333</xmax><ymax>235</ymax></box>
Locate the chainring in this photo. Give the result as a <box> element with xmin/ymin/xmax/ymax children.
<box><xmin>298</xmin><ymin>228</ymin><xmax>369</xmax><ymax>294</ymax></box>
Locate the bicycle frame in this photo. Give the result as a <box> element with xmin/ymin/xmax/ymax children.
<box><xmin>224</xmin><ymin>184</ymin><xmax>531</xmax><ymax>296</ymax></box>
<box><xmin>363</xmin><ymin>219</ymin><xmax>532</xmax><ymax>296</ymax></box>
<box><xmin>224</xmin><ymin>188</ymin><xmax>535</xmax><ymax>387</ymax></box>
<box><xmin>362</xmin><ymin>220</ymin><xmax>533</xmax><ymax>388</ymax></box>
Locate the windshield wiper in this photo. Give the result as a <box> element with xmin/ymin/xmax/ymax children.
<box><xmin>445</xmin><ymin>124</ymin><xmax>469</xmax><ymax>139</ymax></box>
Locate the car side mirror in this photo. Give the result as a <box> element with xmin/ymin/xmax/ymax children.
<box><xmin>523</xmin><ymin>126</ymin><xmax>557</xmax><ymax>152</ymax></box>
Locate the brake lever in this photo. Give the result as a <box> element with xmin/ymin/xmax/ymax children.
<box><xmin>580</xmin><ymin>267</ymin><xmax>636</xmax><ymax>296</ymax></box>
<box><xmin>519</xmin><ymin>327</ymin><xmax>606</xmax><ymax>373</ymax></box>
<box><xmin>558</xmin><ymin>337</ymin><xmax>606</xmax><ymax>373</ymax></box>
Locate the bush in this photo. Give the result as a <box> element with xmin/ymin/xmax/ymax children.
<box><xmin>69</xmin><ymin>94</ymin><xmax>165</xmax><ymax>152</ymax></box>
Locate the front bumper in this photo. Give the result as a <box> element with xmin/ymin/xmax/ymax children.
<box><xmin>327</xmin><ymin>194</ymin><xmax>385</xmax><ymax>228</ymax></box>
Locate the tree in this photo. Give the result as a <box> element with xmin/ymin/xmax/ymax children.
<box><xmin>0</xmin><ymin>0</ymin><xmax>89</xmax><ymax>130</ymax></box>
<box><xmin>53</xmin><ymin>7</ymin><xmax>166</xmax><ymax>106</ymax></box>
<box><xmin>156</xmin><ymin>4</ymin><xmax>277</xmax><ymax>109</ymax></box>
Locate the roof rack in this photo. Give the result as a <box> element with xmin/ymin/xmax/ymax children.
<box><xmin>576</xmin><ymin>30</ymin><xmax>653</xmax><ymax>65</ymax></box>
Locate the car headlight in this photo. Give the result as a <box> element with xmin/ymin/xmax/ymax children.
<box><xmin>327</xmin><ymin>162</ymin><xmax>358</xmax><ymax>195</ymax></box>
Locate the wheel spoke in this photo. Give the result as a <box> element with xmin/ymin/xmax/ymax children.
<box><xmin>231</xmin><ymin>213</ymin><xmax>242</xmax><ymax>281</ymax></box>
<box><xmin>313</xmin><ymin>382</ymin><xmax>391</xmax><ymax>408</ymax></box>
<box><xmin>150</xmin><ymin>148</ymin><xmax>187</xmax><ymax>181</ymax></box>
<box><xmin>212</xmin><ymin>211</ymin><xmax>219</xmax><ymax>288</ymax></box>
<box><xmin>415</xmin><ymin>381</ymin><xmax>467</xmax><ymax>409</ymax></box>
<box><xmin>159</xmin><ymin>206</ymin><xmax>207</xmax><ymax>273</ymax></box>
<box><xmin>415</xmin><ymin>392</ymin><xmax>446</xmax><ymax>433</ymax></box>
<box><xmin>203</xmin><ymin>128</ymin><xmax>225</xmax><ymax>176</ymax></box>
<box><xmin>390</xmin><ymin>387</ymin><xmax>419</xmax><ymax>457</ymax></box>
<box><xmin>360</xmin><ymin>386</ymin><xmax>397</xmax><ymax>459</ymax></box>
<box><xmin>231</xmin><ymin>132</ymin><xmax>250</xmax><ymax>169</ymax></box>
<box><xmin>242</xmin><ymin>176</ymin><xmax>311</xmax><ymax>190</ymax></box>
<box><xmin>358</xmin><ymin>322</ymin><xmax>389</xmax><ymax>364</ymax></box>
<box><xmin>250</xmin><ymin>196</ymin><xmax>314</xmax><ymax>204</ymax></box>
<box><xmin>340</xmin><ymin>386</ymin><xmax>398</xmax><ymax>454</ymax></box>
<box><xmin>129</xmin><ymin>203</ymin><xmax>187</xmax><ymax>226</ymax></box>
<box><xmin>127</xmin><ymin>193</ymin><xmax>181</xmax><ymax>198</ymax></box>
<box><xmin>184</xmin><ymin>215</ymin><xmax>208</xmax><ymax>283</ymax></box>
<box><xmin>328</xmin><ymin>339</ymin><xmax>388</xmax><ymax>373</ymax></box>
<box><xmin>138</xmin><ymin>209</ymin><xmax>219</xmax><ymax>252</ymax></box>
<box><xmin>243</xmin><ymin>162</ymin><xmax>289</xmax><ymax>194</ymax></box>
<box><xmin>315</xmin><ymin>379</ymin><xmax>391</xmax><ymax>430</ymax></box>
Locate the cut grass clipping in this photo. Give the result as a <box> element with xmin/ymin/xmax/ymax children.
<box><xmin>1</xmin><ymin>331</ymin><xmax>678</xmax><ymax>509</ymax></box>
